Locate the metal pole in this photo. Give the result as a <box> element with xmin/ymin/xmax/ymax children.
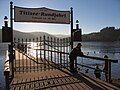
<box><xmin>10</xmin><ymin>1</ymin><xmax>13</xmax><ymax>42</ymax></box>
<box><xmin>70</xmin><ymin>7</ymin><xmax>73</xmax><ymax>50</ymax></box>
<box><xmin>10</xmin><ymin>1</ymin><xmax>14</xmax><ymax>78</ymax></box>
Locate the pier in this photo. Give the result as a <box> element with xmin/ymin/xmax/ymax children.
<box><xmin>2</xmin><ymin>2</ymin><xmax>119</xmax><ymax>89</ymax></box>
<box><xmin>4</xmin><ymin>36</ymin><xmax>119</xmax><ymax>90</ymax></box>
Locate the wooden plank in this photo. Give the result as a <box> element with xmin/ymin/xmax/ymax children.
<box><xmin>9</xmin><ymin>50</ymin><xmax>120</xmax><ymax>90</ymax></box>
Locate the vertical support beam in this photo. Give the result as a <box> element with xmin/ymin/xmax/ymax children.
<box><xmin>10</xmin><ymin>1</ymin><xmax>14</xmax><ymax>78</ymax></box>
<box><xmin>70</xmin><ymin>7</ymin><xmax>73</xmax><ymax>50</ymax></box>
<box><xmin>10</xmin><ymin>1</ymin><xmax>13</xmax><ymax>30</ymax></box>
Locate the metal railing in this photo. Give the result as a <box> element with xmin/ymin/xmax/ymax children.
<box><xmin>76</xmin><ymin>55</ymin><xmax>118</xmax><ymax>83</ymax></box>
<box><xmin>13</xmin><ymin>36</ymin><xmax>71</xmax><ymax>73</ymax></box>
<box><xmin>4</xmin><ymin>36</ymin><xmax>71</xmax><ymax>90</ymax></box>
<box><xmin>4</xmin><ymin>35</ymin><xmax>118</xmax><ymax>90</ymax></box>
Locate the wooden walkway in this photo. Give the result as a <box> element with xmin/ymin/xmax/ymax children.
<box><xmin>9</xmin><ymin>50</ymin><xmax>119</xmax><ymax>90</ymax></box>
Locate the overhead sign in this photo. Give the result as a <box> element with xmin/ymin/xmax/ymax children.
<box><xmin>14</xmin><ymin>6</ymin><xmax>70</xmax><ymax>24</ymax></box>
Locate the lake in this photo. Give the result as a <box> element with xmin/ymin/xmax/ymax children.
<box><xmin>77</xmin><ymin>42</ymin><xmax>120</xmax><ymax>79</ymax></box>
<box><xmin>0</xmin><ymin>42</ymin><xmax>120</xmax><ymax>89</ymax></box>
<box><xmin>0</xmin><ymin>43</ymin><xmax>8</xmax><ymax>89</ymax></box>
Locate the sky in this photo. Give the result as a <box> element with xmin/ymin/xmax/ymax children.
<box><xmin>0</xmin><ymin>0</ymin><xmax>120</xmax><ymax>35</ymax></box>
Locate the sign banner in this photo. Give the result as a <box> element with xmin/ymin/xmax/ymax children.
<box><xmin>14</xmin><ymin>6</ymin><xmax>70</xmax><ymax>24</ymax></box>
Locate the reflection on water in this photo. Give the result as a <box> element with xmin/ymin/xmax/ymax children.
<box><xmin>27</xmin><ymin>42</ymin><xmax>70</xmax><ymax>65</ymax></box>
<box><xmin>77</xmin><ymin>42</ymin><xmax>120</xmax><ymax>78</ymax></box>
<box><xmin>81</xmin><ymin>42</ymin><xmax>120</xmax><ymax>54</ymax></box>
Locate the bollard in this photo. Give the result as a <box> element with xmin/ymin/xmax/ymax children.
<box><xmin>4</xmin><ymin>71</ymin><xmax>10</xmax><ymax>90</ymax></box>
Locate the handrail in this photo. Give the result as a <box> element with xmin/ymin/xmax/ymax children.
<box><xmin>77</xmin><ymin>55</ymin><xmax>118</xmax><ymax>83</ymax></box>
<box><xmin>80</xmin><ymin>55</ymin><xmax>118</xmax><ymax>63</ymax></box>
<box><xmin>35</xmin><ymin>48</ymin><xmax>118</xmax><ymax>63</ymax></box>
<box><xmin>35</xmin><ymin>49</ymin><xmax>69</xmax><ymax>54</ymax></box>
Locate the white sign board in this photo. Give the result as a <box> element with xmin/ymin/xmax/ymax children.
<box><xmin>14</xmin><ymin>6</ymin><xmax>70</xmax><ymax>24</ymax></box>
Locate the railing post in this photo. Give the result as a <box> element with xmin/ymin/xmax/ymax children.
<box><xmin>40</xmin><ymin>37</ymin><xmax>42</xmax><ymax>57</ymax></box>
<box><xmin>60</xmin><ymin>52</ymin><xmax>62</xmax><ymax>68</ymax></box>
<box><xmin>47</xmin><ymin>36</ymin><xmax>50</xmax><ymax>70</ymax></box>
<box><xmin>36</xmin><ymin>37</ymin><xmax>38</xmax><ymax>71</ymax></box>
<box><xmin>57</xmin><ymin>38</ymin><xmax>60</xmax><ymax>65</ymax></box>
<box><xmin>63</xmin><ymin>38</ymin><xmax>65</xmax><ymax>67</ymax></box>
<box><xmin>66</xmin><ymin>38</ymin><xmax>69</xmax><ymax>68</ymax></box>
<box><xmin>54</xmin><ymin>38</ymin><xmax>56</xmax><ymax>64</ymax></box>
<box><xmin>25</xmin><ymin>38</ymin><xmax>28</xmax><ymax>72</ymax></box>
<box><xmin>43</xmin><ymin>36</ymin><xmax>46</xmax><ymax>70</ymax></box>
<box><xmin>29</xmin><ymin>39</ymin><xmax>31</xmax><ymax>72</ymax></box>
<box><xmin>40</xmin><ymin>37</ymin><xmax>42</xmax><ymax>71</ymax></box>
<box><xmin>33</xmin><ymin>38</ymin><xmax>35</xmax><ymax>72</ymax></box>
<box><xmin>60</xmin><ymin>39</ymin><xmax>62</xmax><ymax>68</ymax></box>
<box><xmin>43</xmin><ymin>36</ymin><xmax>46</xmax><ymax>59</ymax></box>
<box><xmin>50</xmin><ymin>37</ymin><xmax>53</xmax><ymax>70</ymax></box>
<box><xmin>22</xmin><ymin>38</ymin><xmax>24</xmax><ymax>72</ymax></box>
